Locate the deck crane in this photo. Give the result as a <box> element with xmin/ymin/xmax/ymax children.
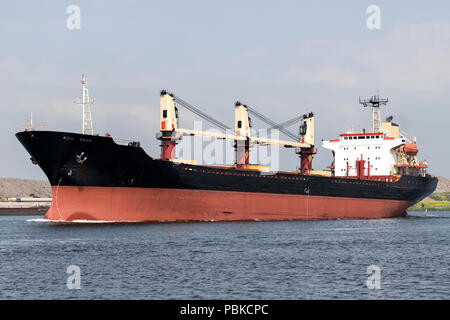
<box><xmin>157</xmin><ymin>90</ymin><xmax>240</xmax><ymax>161</ymax></box>
<box><xmin>158</xmin><ymin>90</ymin><xmax>315</xmax><ymax>173</ymax></box>
<box><xmin>297</xmin><ymin>113</ymin><xmax>316</xmax><ymax>174</ymax></box>
<box><xmin>245</xmin><ymin>104</ymin><xmax>316</xmax><ymax>174</ymax></box>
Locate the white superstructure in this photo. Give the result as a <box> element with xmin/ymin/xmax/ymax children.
<box><xmin>323</xmin><ymin>132</ymin><xmax>405</xmax><ymax>177</ymax></box>
<box><xmin>322</xmin><ymin>94</ymin><xmax>426</xmax><ymax>179</ymax></box>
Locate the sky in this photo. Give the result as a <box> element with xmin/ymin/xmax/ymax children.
<box><xmin>1</xmin><ymin>0</ymin><xmax>449</xmax><ymax>180</ymax></box>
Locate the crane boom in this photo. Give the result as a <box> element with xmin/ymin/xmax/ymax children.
<box><xmin>173</xmin><ymin>94</ymin><xmax>231</xmax><ymax>131</ymax></box>
<box><xmin>176</xmin><ymin>128</ymin><xmax>310</xmax><ymax>148</ymax></box>
<box><xmin>272</xmin><ymin>115</ymin><xmax>303</xmax><ymax>129</ymax></box>
<box><xmin>252</xmin><ymin>136</ymin><xmax>310</xmax><ymax>148</ymax></box>
<box><xmin>245</xmin><ymin>105</ymin><xmax>299</xmax><ymax>141</ymax></box>
<box><xmin>176</xmin><ymin>128</ymin><xmax>245</xmax><ymax>141</ymax></box>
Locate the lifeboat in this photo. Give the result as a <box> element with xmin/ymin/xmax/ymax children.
<box><xmin>404</xmin><ymin>143</ymin><xmax>418</xmax><ymax>155</ymax></box>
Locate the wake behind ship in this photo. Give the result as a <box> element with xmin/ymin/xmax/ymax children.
<box><xmin>16</xmin><ymin>76</ymin><xmax>437</xmax><ymax>222</ymax></box>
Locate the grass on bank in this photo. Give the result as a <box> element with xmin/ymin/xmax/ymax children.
<box><xmin>407</xmin><ymin>192</ymin><xmax>450</xmax><ymax>211</ymax></box>
<box><xmin>409</xmin><ymin>201</ymin><xmax>450</xmax><ymax>211</ymax></box>
<box><xmin>428</xmin><ymin>192</ymin><xmax>450</xmax><ymax>201</ymax></box>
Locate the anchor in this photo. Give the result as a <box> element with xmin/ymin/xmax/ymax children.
<box><xmin>76</xmin><ymin>152</ymin><xmax>87</xmax><ymax>164</ymax></box>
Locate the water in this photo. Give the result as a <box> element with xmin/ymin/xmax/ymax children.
<box><xmin>0</xmin><ymin>212</ymin><xmax>449</xmax><ymax>299</ymax></box>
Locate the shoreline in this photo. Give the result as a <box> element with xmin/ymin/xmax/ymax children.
<box><xmin>0</xmin><ymin>206</ymin><xmax>49</xmax><ymax>216</ymax></box>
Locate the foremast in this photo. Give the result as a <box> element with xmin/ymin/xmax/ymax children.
<box><xmin>75</xmin><ymin>74</ymin><xmax>94</xmax><ymax>135</ymax></box>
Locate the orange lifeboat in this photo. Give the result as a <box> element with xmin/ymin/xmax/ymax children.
<box><xmin>404</xmin><ymin>143</ymin><xmax>418</xmax><ymax>155</ymax></box>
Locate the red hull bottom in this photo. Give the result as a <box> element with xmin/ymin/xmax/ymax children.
<box><xmin>44</xmin><ymin>186</ymin><xmax>411</xmax><ymax>222</ymax></box>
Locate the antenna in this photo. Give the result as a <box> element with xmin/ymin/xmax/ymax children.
<box><xmin>359</xmin><ymin>92</ymin><xmax>388</xmax><ymax>132</ymax></box>
<box><xmin>75</xmin><ymin>74</ymin><xmax>94</xmax><ymax>135</ymax></box>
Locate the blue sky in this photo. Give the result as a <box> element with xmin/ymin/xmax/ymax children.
<box><xmin>1</xmin><ymin>0</ymin><xmax>450</xmax><ymax>179</ymax></box>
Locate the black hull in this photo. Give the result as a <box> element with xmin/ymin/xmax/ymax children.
<box><xmin>16</xmin><ymin>131</ymin><xmax>438</xmax><ymax>204</ymax></box>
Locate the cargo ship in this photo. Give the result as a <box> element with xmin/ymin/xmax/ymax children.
<box><xmin>16</xmin><ymin>76</ymin><xmax>437</xmax><ymax>222</ymax></box>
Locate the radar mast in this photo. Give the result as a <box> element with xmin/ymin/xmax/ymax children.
<box><xmin>359</xmin><ymin>92</ymin><xmax>388</xmax><ymax>133</ymax></box>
